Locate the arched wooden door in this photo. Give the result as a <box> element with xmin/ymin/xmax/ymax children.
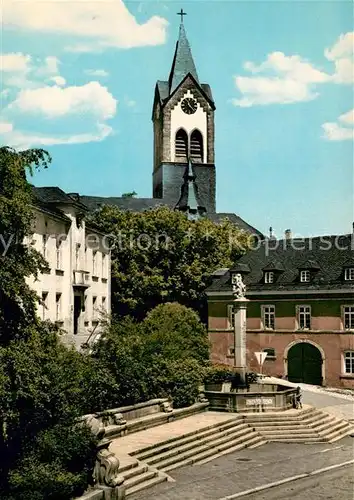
<box><xmin>287</xmin><ymin>342</ymin><xmax>323</xmax><ymax>386</ymax></box>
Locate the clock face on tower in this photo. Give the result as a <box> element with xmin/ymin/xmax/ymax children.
<box><xmin>181</xmin><ymin>97</ymin><xmax>197</xmax><ymax>115</ymax></box>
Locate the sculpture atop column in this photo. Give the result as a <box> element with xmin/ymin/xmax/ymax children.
<box><xmin>231</xmin><ymin>272</ymin><xmax>246</xmax><ymax>299</ymax></box>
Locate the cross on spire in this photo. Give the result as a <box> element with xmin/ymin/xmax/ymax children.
<box><xmin>177</xmin><ymin>8</ymin><xmax>187</xmax><ymax>23</ymax></box>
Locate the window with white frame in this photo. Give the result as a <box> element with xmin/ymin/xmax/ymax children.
<box><xmin>92</xmin><ymin>250</ymin><xmax>97</xmax><ymax>276</ymax></box>
<box><xmin>42</xmin><ymin>234</ymin><xmax>48</xmax><ymax>259</ymax></box>
<box><xmin>344</xmin><ymin>351</ymin><xmax>354</xmax><ymax>374</ymax></box>
<box><xmin>262</xmin><ymin>305</ymin><xmax>275</xmax><ymax>329</ymax></box>
<box><xmin>102</xmin><ymin>253</ymin><xmax>106</xmax><ymax>278</ymax></box>
<box><xmin>344</xmin><ymin>268</ymin><xmax>354</xmax><ymax>281</ymax></box>
<box><xmin>41</xmin><ymin>291</ymin><xmax>48</xmax><ymax>320</ymax></box>
<box><xmin>343</xmin><ymin>306</ymin><xmax>354</xmax><ymax>330</ymax></box>
<box><xmin>263</xmin><ymin>347</ymin><xmax>276</xmax><ymax>359</ymax></box>
<box><xmin>298</xmin><ymin>305</ymin><xmax>311</xmax><ymax>329</ymax></box>
<box><xmin>300</xmin><ymin>270</ymin><xmax>311</xmax><ymax>282</ymax></box>
<box><xmin>56</xmin><ymin>239</ymin><xmax>62</xmax><ymax>269</ymax></box>
<box><xmin>264</xmin><ymin>271</ymin><xmax>274</xmax><ymax>284</ymax></box>
<box><xmin>75</xmin><ymin>243</ymin><xmax>81</xmax><ymax>270</ymax></box>
<box><xmin>55</xmin><ymin>293</ymin><xmax>61</xmax><ymax>321</ymax></box>
<box><xmin>102</xmin><ymin>296</ymin><xmax>107</xmax><ymax>311</ymax></box>
<box><xmin>227</xmin><ymin>305</ymin><xmax>235</xmax><ymax>328</ymax></box>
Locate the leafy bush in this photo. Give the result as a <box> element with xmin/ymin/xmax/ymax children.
<box><xmin>146</xmin><ymin>357</ymin><xmax>207</xmax><ymax>408</ymax></box>
<box><xmin>92</xmin><ymin>303</ymin><xmax>210</xmax><ymax>409</ymax></box>
<box><xmin>204</xmin><ymin>364</ymin><xmax>237</xmax><ymax>384</ymax></box>
<box><xmin>8</xmin><ymin>425</ymin><xmax>97</xmax><ymax>500</ymax></box>
<box><xmin>246</xmin><ymin>372</ymin><xmax>258</xmax><ymax>384</ymax></box>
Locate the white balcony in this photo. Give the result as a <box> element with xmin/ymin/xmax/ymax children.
<box><xmin>73</xmin><ymin>270</ymin><xmax>90</xmax><ymax>288</ymax></box>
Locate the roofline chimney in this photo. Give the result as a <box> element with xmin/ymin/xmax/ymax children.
<box><xmin>285</xmin><ymin>229</ymin><xmax>292</xmax><ymax>240</ymax></box>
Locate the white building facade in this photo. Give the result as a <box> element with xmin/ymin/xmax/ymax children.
<box><xmin>26</xmin><ymin>187</ymin><xmax>111</xmax><ymax>350</ymax></box>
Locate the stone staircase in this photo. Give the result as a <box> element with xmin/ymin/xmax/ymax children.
<box><xmin>122</xmin><ymin>415</ymin><xmax>265</xmax><ymax>496</ymax></box>
<box><xmin>115</xmin><ymin>458</ymin><xmax>168</xmax><ymax>498</ymax></box>
<box><xmin>243</xmin><ymin>406</ymin><xmax>353</xmax><ymax>443</ymax></box>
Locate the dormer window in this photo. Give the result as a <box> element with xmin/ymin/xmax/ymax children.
<box><xmin>300</xmin><ymin>270</ymin><xmax>311</xmax><ymax>283</ymax></box>
<box><xmin>264</xmin><ymin>271</ymin><xmax>274</xmax><ymax>284</ymax></box>
<box><xmin>344</xmin><ymin>268</ymin><xmax>354</xmax><ymax>281</ymax></box>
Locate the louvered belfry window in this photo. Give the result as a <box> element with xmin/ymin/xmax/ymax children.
<box><xmin>190</xmin><ymin>129</ymin><xmax>203</xmax><ymax>163</ymax></box>
<box><xmin>175</xmin><ymin>129</ymin><xmax>188</xmax><ymax>161</ymax></box>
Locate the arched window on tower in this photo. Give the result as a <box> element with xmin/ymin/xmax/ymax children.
<box><xmin>175</xmin><ymin>129</ymin><xmax>188</xmax><ymax>162</ymax></box>
<box><xmin>190</xmin><ymin>130</ymin><xmax>203</xmax><ymax>163</ymax></box>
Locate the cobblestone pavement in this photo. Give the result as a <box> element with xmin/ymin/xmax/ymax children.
<box><xmin>242</xmin><ymin>464</ymin><xmax>354</xmax><ymax>500</ymax></box>
<box><xmin>130</xmin><ymin>437</ymin><xmax>354</xmax><ymax>500</ymax></box>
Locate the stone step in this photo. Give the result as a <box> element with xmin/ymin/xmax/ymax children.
<box><xmin>125</xmin><ymin>474</ymin><xmax>167</xmax><ymax>497</ymax></box>
<box><xmin>134</xmin><ymin>418</ymin><xmax>242</xmax><ymax>460</ymax></box>
<box><xmin>124</xmin><ymin>469</ymin><xmax>158</xmax><ymax>490</ymax></box>
<box><xmin>144</xmin><ymin>424</ymin><xmax>252</xmax><ymax>467</ymax></box>
<box><xmin>268</xmin><ymin>437</ymin><xmax>324</xmax><ymax>443</ymax></box>
<box><xmin>165</xmin><ymin>434</ymin><xmax>266</xmax><ymax>471</ymax></box>
<box><xmin>156</xmin><ymin>429</ymin><xmax>261</xmax><ymax>471</ymax></box>
<box><xmin>327</xmin><ymin>425</ymin><xmax>353</xmax><ymax>443</ymax></box>
<box><xmin>322</xmin><ymin>422</ymin><xmax>352</xmax><ymax>441</ymax></box>
<box><xmin>314</xmin><ymin>418</ymin><xmax>345</xmax><ymax>434</ymax></box>
<box><xmin>255</xmin><ymin>428</ymin><xmax>317</xmax><ymax>436</ymax></box>
<box><xmin>245</xmin><ymin>410</ymin><xmax>322</xmax><ymax>424</ymax></box>
<box><xmin>122</xmin><ymin>464</ymin><xmax>148</xmax><ymax>481</ymax></box>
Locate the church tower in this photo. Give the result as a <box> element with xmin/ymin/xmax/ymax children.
<box><xmin>152</xmin><ymin>12</ymin><xmax>216</xmax><ymax>213</ymax></box>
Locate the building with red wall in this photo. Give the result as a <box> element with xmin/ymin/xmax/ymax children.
<box><xmin>207</xmin><ymin>232</ymin><xmax>354</xmax><ymax>389</ymax></box>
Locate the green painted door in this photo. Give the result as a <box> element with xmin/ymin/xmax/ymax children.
<box><xmin>287</xmin><ymin>343</ymin><xmax>323</xmax><ymax>386</ymax></box>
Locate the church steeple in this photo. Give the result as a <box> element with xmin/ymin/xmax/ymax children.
<box><xmin>168</xmin><ymin>14</ymin><xmax>199</xmax><ymax>94</ymax></box>
<box><xmin>152</xmin><ymin>11</ymin><xmax>216</xmax><ymax>213</ymax></box>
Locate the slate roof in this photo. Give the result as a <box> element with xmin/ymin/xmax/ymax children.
<box><xmin>75</xmin><ymin>193</ymin><xmax>262</xmax><ymax>237</ymax></box>
<box><xmin>79</xmin><ymin>195</ymin><xmax>167</xmax><ymax>212</ymax></box>
<box><xmin>207</xmin><ymin>234</ymin><xmax>354</xmax><ymax>293</ymax></box>
<box><xmin>156</xmin><ymin>80</ymin><xmax>214</xmax><ymax>106</ymax></box>
<box><xmin>208</xmin><ymin>213</ymin><xmax>264</xmax><ymax>238</ymax></box>
<box><xmin>32</xmin><ymin>186</ymin><xmax>87</xmax><ymax>210</ymax></box>
<box><xmin>30</xmin><ymin>187</ymin><xmax>74</xmax><ymax>223</ymax></box>
<box><xmin>168</xmin><ymin>23</ymin><xmax>199</xmax><ymax>94</ymax></box>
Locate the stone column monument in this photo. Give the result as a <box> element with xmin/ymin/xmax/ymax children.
<box><xmin>231</xmin><ymin>272</ymin><xmax>249</xmax><ymax>384</ymax></box>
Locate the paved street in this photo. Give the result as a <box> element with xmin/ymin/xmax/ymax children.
<box><xmin>262</xmin><ymin>378</ymin><xmax>354</xmax><ymax>422</ymax></box>
<box><xmin>238</xmin><ymin>464</ymin><xmax>354</xmax><ymax>500</ymax></box>
<box><xmin>130</xmin><ymin>437</ymin><xmax>354</xmax><ymax>499</ymax></box>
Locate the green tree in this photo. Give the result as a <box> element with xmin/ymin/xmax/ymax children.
<box><xmin>121</xmin><ymin>191</ymin><xmax>137</xmax><ymax>198</ymax></box>
<box><xmin>0</xmin><ymin>147</ymin><xmax>97</xmax><ymax>499</ymax></box>
<box><xmin>0</xmin><ymin>146</ymin><xmax>50</xmax><ymax>343</ymax></box>
<box><xmin>89</xmin><ymin>205</ymin><xmax>252</xmax><ymax>320</ymax></box>
<box><xmin>92</xmin><ymin>303</ymin><xmax>209</xmax><ymax>409</ymax></box>
<box><xmin>143</xmin><ymin>302</ymin><xmax>210</xmax><ymax>364</ymax></box>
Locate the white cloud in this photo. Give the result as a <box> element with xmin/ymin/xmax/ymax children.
<box><xmin>322</xmin><ymin>122</ymin><xmax>354</xmax><ymax>141</ymax></box>
<box><xmin>35</xmin><ymin>56</ymin><xmax>60</xmax><ymax>77</ymax></box>
<box><xmin>9</xmin><ymin>82</ymin><xmax>117</xmax><ymax>120</ymax></box>
<box><xmin>339</xmin><ymin>109</ymin><xmax>354</xmax><ymax>125</ymax></box>
<box><xmin>233</xmin><ymin>76</ymin><xmax>318</xmax><ymax>107</ymax></box>
<box><xmin>0</xmin><ymin>121</ymin><xmax>13</xmax><ymax>134</ymax></box>
<box><xmin>3</xmin><ymin>0</ymin><xmax>168</xmax><ymax>52</ymax></box>
<box><xmin>325</xmin><ymin>32</ymin><xmax>353</xmax><ymax>61</ymax></box>
<box><xmin>322</xmin><ymin>109</ymin><xmax>354</xmax><ymax>141</ymax></box>
<box><xmin>49</xmin><ymin>76</ymin><xmax>66</xmax><ymax>86</ymax></box>
<box><xmin>0</xmin><ymin>122</ymin><xmax>113</xmax><ymax>149</ymax></box>
<box><xmin>1</xmin><ymin>53</ymin><xmax>65</xmax><ymax>89</ymax></box>
<box><xmin>0</xmin><ymin>53</ymin><xmax>31</xmax><ymax>72</ymax></box>
<box><xmin>85</xmin><ymin>69</ymin><xmax>109</xmax><ymax>78</ymax></box>
<box><xmin>233</xmin><ymin>52</ymin><xmax>329</xmax><ymax>107</ymax></box>
<box><xmin>244</xmin><ymin>52</ymin><xmax>329</xmax><ymax>84</ymax></box>
<box><xmin>325</xmin><ymin>32</ymin><xmax>354</xmax><ymax>84</ymax></box>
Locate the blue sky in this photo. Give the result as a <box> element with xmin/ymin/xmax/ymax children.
<box><xmin>1</xmin><ymin>0</ymin><xmax>353</xmax><ymax>237</ymax></box>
